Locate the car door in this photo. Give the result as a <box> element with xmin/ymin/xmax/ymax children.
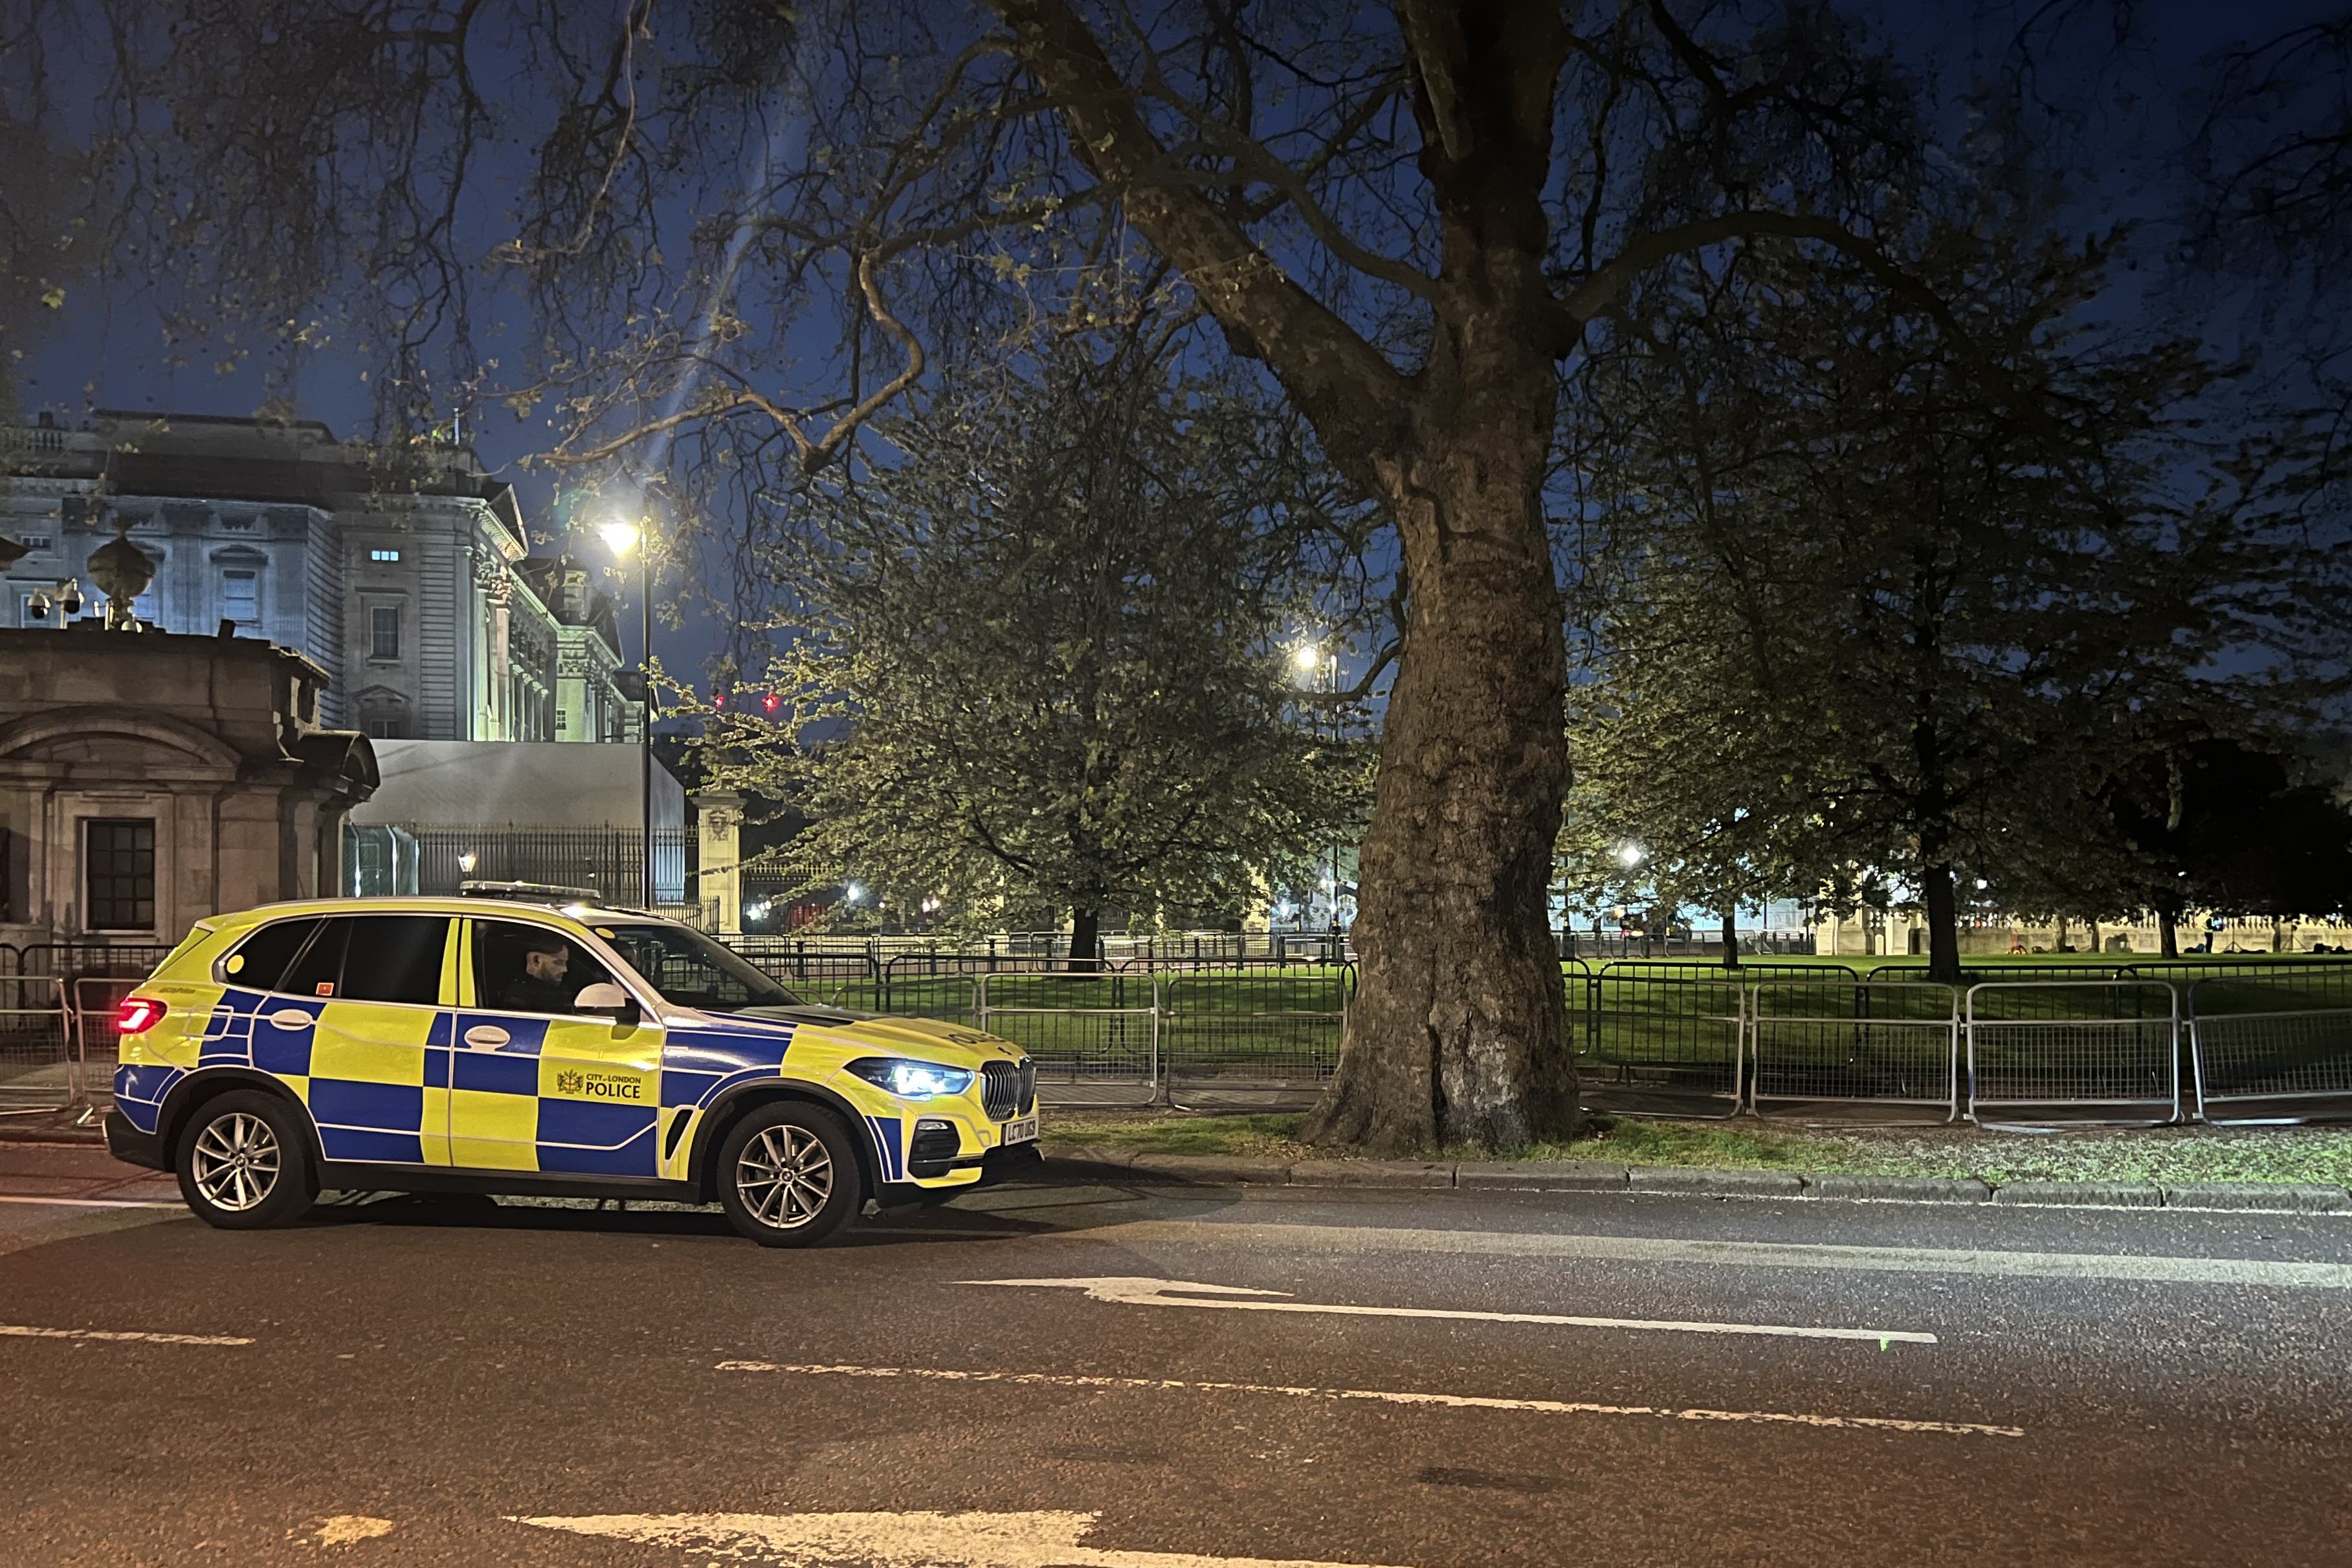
<box><xmin>271</xmin><ymin>914</ymin><xmax>457</xmax><ymax>1165</ymax></box>
<box><xmin>449</xmin><ymin>918</ymin><xmax>663</xmax><ymax>1177</ymax></box>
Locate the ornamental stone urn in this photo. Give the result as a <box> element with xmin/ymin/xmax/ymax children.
<box><xmin>85</xmin><ymin>518</ymin><xmax>155</xmax><ymax>630</ymax></box>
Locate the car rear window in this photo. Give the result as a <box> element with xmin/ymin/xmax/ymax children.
<box><xmin>221</xmin><ymin>918</ymin><xmax>324</xmax><ymax>991</ymax></box>
<box><xmin>338</xmin><ymin>916</ymin><xmax>450</xmax><ymax>1007</ymax></box>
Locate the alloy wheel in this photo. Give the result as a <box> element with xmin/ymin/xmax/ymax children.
<box><xmin>190</xmin><ymin>1111</ymin><xmax>282</xmax><ymax>1213</ymax></box>
<box><xmin>733</xmin><ymin>1125</ymin><xmax>834</xmax><ymax>1230</ymax></box>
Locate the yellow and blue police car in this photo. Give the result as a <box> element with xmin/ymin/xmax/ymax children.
<box><xmin>102</xmin><ymin>885</ymin><xmax>1039</xmax><ymax>1246</ymax></box>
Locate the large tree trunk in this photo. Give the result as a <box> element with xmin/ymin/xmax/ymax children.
<box><xmin>1921</xmin><ymin>859</ymin><xmax>1963</xmax><ymax>985</ymax></box>
<box><xmin>1720</xmin><ymin>905</ymin><xmax>1741</xmax><ymax>970</ymax></box>
<box><xmin>1003</xmin><ymin>0</ymin><xmax>1579</xmax><ymax>1153</ymax></box>
<box><xmin>1300</xmin><ymin>403</ymin><xmax>1575</xmax><ymax>1153</ymax></box>
<box><xmin>1067</xmin><ymin>905</ymin><xmax>1101</xmax><ymax>973</ymax></box>
<box><xmin>2158</xmin><ymin>903</ymin><xmax>2180</xmax><ymax>960</ymax></box>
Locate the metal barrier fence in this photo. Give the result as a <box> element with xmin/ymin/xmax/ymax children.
<box><xmin>70</xmin><ymin>977</ymin><xmax>143</xmax><ymax>1112</ymax></box>
<box><xmin>1966</xmin><ymin>982</ymin><xmax>2181</xmax><ymax>1125</ymax></box>
<box><xmin>0</xmin><ymin>977</ymin><xmax>73</xmax><ymax>1115</ymax></box>
<box><xmin>1576</xmin><ymin>967</ymin><xmax>1745</xmax><ymax>1118</ymax></box>
<box><xmin>1749</xmin><ymin>980</ymin><xmax>1960</xmax><ymax>1123</ymax></box>
<box><xmin>2188</xmin><ymin>966</ymin><xmax>2352</xmax><ymax>1123</ymax></box>
<box><xmin>1161</xmin><ymin>970</ymin><xmax>1349</xmax><ymax>1088</ymax></box>
<box><xmin>978</xmin><ymin>973</ymin><xmax>1160</xmax><ymax>1106</ymax></box>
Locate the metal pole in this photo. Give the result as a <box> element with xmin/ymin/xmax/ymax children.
<box><xmin>639</xmin><ymin>541</ymin><xmax>654</xmax><ymax>909</ymax></box>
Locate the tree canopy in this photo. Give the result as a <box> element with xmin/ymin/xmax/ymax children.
<box><xmin>690</xmin><ymin>323</ymin><xmax>1374</xmax><ymax>957</ymax></box>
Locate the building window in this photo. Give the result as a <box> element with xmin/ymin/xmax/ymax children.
<box><xmin>14</xmin><ymin>534</ymin><xmax>51</xmax><ymax>553</ymax></box>
<box><xmin>370</xmin><ymin>548</ymin><xmax>401</xmax><ymax>562</ymax></box>
<box><xmin>221</xmin><ymin>568</ymin><xmax>261</xmax><ymax>630</ymax></box>
<box><xmin>85</xmin><ymin>819</ymin><xmax>157</xmax><ymax>931</ymax></box>
<box><xmin>371</xmin><ymin>605</ymin><xmax>401</xmax><ymax>661</ymax></box>
<box><xmin>364</xmin><ymin>718</ymin><xmax>408</xmax><ymax>740</ymax></box>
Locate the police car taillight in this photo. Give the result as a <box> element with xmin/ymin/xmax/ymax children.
<box><xmin>115</xmin><ymin>997</ymin><xmax>167</xmax><ymax>1035</ymax></box>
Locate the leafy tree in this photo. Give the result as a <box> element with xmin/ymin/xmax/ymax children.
<box><xmin>1570</xmin><ymin>192</ymin><xmax>2352</xmax><ymax>982</ymax></box>
<box><xmin>45</xmin><ymin>0</ymin><xmax>2018</xmax><ymax>1151</ymax></box>
<box><xmin>2103</xmin><ymin>738</ymin><xmax>2352</xmax><ymax>956</ymax></box>
<box><xmin>691</xmin><ymin>327</ymin><xmax>1374</xmax><ymax>964</ymax></box>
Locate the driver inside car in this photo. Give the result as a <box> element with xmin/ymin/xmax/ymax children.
<box><xmin>493</xmin><ymin>931</ymin><xmax>576</xmax><ymax>1014</ymax></box>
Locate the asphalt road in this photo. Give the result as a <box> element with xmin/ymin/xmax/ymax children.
<box><xmin>2</xmin><ymin>1143</ymin><xmax>2348</xmax><ymax>1567</ymax></box>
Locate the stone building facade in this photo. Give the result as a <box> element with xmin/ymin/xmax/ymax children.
<box><xmin>0</xmin><ymin>627</ymin><xmax>375</xmax><ymax>946</ymax></box>
<box><xmin>0</xmin><ymin>410</ymin><xmax>629</xmax><ymax>743</ymax></box>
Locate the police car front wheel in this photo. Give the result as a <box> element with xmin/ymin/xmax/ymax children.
<box><xmin>175</xmin><ymin>1090</ymin><xmax>318</xmax><ymax>1230</ymax></box>
<box><xmin>716</xmin><ymin>1103</ymin><xmax>859</xmax><ymax>1246</ymax></box>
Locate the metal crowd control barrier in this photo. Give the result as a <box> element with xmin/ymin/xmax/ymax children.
<box><xmin>1749</xmin><ymin>980</ymin><xmax>1960</xmax><ymax>1123</ymax></box>
<box><xmin>1161</xmin><ymin>969</ymin><xmax>1349</xmax><ymax>1098</ymax></box>
<box><xmin>1966</xmin><ymin>981</ymin><xmax>2182</xmax><ymax>1125</ymax></box>
<box><xmin>978</xmin><ymin>971</ymin><xmax>1160</xmax><ymax>1107</ymax></box>
<box><xmin>71</xmin><ymin>977</ymin><xmax>144</xmax><ymax>1112</ymax></box>
<box><xmin>2187</xmin><ymin>975</ymin><xmax>2352</xmax><ymax>1123</ymax></box>
<box><xmin>1577</xmin><ymin>967</ymin><xmax>1746</xmax><ymax>1118</ymax></box>
<box><xmin>0</xmin><ymin>977</ymin><xmax>74</xmax><ymax>1115</ymax></box>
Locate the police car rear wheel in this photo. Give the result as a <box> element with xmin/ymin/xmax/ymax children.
<box><xmin>716</xmin><ymin>1104</ymin><xmax>858</xmax><ymax>1246</ymax></box>
<box><xmin>175</xmin><ymin>1090</ymin><xmax>317</xmax><ymax>1230</ymax></box>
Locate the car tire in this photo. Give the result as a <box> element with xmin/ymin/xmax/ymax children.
<box><xmin>174</xmin><ymin>1090</ymin><xmax>318</xmax><ymax>1230</ymax></box>
<box><xmin>715</xmin><ymin>1101</ymin><xmax>861</xmax><ymax>1247</ymax></box>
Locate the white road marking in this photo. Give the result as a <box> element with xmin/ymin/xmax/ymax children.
<box><xmin>714</xmin><ymin>1362</ymin><xmax>2024</xmax><ymax>1439</ymax></box>
<box><xmin>959</xmin><ymin>1275</ymin><xmax>1936</xmax><ymax>1344</ymax></box>
<box><xmin>0</xmin><ymin>1323</ymin><xmax>251</xmax><ymax>1346</ymax></box>
<box><xmin>1078</xmin><ymin>1220</ymin><xmax>2352</xmax><ymax>1289</ymax></box>
<box><xmin>515</xmin><ymin>1509</ymin><xmax>1414</xmax><ymax>1567</ymax></box>
<box><xmin>0</xmin><ymin>1194</ymin><xmax>183</xmax><ymax>1210</ymax></box>
<box><xmin>307</xmin><ymin>1516</ymin><xmax>396</xmax><ymax>1547</ymax></box>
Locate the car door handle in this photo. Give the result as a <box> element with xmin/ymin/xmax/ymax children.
<box><xmin>463</xmin><ymin>1025</ymin><xmax>511</xmax><ymax>1050</ymax></box>
<box><xmin>265</xmin><ymin>1009</ymin><xmax>316</xmax><ymax>1030</ymax></box>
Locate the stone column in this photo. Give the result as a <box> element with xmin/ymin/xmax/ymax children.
<box><xmin>693</xmin><ymin>791</ymin><xmax>744</xmax><ymax>934</ymax></box>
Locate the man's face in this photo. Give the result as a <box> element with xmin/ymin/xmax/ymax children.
<box><xmin>526</xmin><ymin>948</ymin><xmax>570</xmax><ymax>984</ymax></box>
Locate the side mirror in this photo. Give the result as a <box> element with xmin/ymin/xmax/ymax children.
<box><xmin>573</xmin><ymin>982</ymin><xmax>641</xmax><ymax>1026</ymax></box>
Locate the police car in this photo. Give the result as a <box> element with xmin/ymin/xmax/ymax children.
<box><xmin>102</xmin><ymin>885</ymin><xmax>1040</xmax><ymax>1246</ymax></box>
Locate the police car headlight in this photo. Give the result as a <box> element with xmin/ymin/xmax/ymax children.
<box><xmin>847</xmin><ymin>1057</ymin><xmax>976</xmax><ymax>1100</ymax></box>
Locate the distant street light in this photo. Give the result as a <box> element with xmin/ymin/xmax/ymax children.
<box><xmin>602</xmin><ymin>516</ymin><xmax>654</xmax><ymax>907</ymax></box>
<box><xmin>1618</xmin><ymin>843</ymin><xmax>1644</xmax><ymax>868</ymax></box>
<box><xmin>457</xmin><ymin>851</ymin><xmax>477</xmax><ymax>874</ymax></box>
<box><xmin>845</xmin><ymin>883</ymin><xmax>865</xmax><ymax>905</ymax></box>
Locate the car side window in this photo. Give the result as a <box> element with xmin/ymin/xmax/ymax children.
<box><xmin>220</xmin><ymin>918</ymin><xmax>324</xmax><ymax>990</ymax></box>
<box><xmin>337</xmin><ymin>916</ymin><xmax>449</xmax><ymax>1007</ymax></box>
<box><xmin>279</xmin><ymin>919</ymin><xmax>351</xmax><ymax>998</ymax></box>
<box><xmin>471</xmin><ymin>920</ymin><xmax>621</xmax><ymax>1017</ymax></box>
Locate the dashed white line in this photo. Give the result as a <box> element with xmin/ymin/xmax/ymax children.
<box><xmin>0</xmin><ymin>1194</ymin><xmax>182</xmax><ymax>1210</ymax></box>
<box><xmin>716</xmin><ymin>1360</ymin><xmax>2024</xmax><ymax>1439</ymax></box>
<box><xmin>1</xmin><ymin>1323</ymin><xmax>252</xmax><ymax>1346</ymax></box>
<box><xmin>959</xmin><ymin>1275</ymin><xmax>1937</xmax><ymax>1344</ymax></box>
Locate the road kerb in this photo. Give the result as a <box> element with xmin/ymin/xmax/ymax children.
<box><xmin>1456</xmin><ymin>1161</ymin><xmax>1630</xmax><ymax>1192</ymax></box>
<box><xmin>1990</xmin><ymin>1180</ymin><xmax>2165</xmax><ymax>1208</ymax></box>
<box><xmin>1124</xmin><ymin>1154</ymin><xmax>1292</xmax><ymax>1184</ymax></box>
<box><xmin>2159</xmin><ymin>1181</ymin><xmax>2352</xmax><ymax>1213</ymax></box>
<box><xmin>1803</xmin><ymin>1175</ymin><xmax>1994</xmax><ymax>1204</ymax></box>
<box><xmin>1627</xmin><ymin>1166</ymin><xmax>1806</xmax><ymax>1198</ymax></box>
<box><xmin>1290</xmin><ymin>1160</ymin><xmax>1456</xmax><ymax>1189</ymax></box>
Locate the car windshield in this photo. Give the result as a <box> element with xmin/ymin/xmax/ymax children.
<box><xmin>593</xmin><ymin>923</ymin><xmax>803</xmax><ymax>1013</ymax></box>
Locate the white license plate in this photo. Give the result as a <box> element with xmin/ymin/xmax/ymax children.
<box><xmin>1001</xmin><ymin>1114</ymin><xmax>1039</xmax><ymax>1146</ymax></box>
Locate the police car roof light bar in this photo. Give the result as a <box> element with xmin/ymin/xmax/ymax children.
<box><xmin>458</xmin><ymin>880</ymin><xmax>610</xmax><ymax>906</ymax></box>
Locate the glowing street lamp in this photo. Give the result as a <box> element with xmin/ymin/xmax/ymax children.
<box><xmin>1617</xmin><ymin>843</ymin><xmax>1645</xmax><ymax>868</ymax></box>
<box><xmin>602</xmin><ymin>516</ymin><xmax>654</xmax><ymax>907</ymax></box>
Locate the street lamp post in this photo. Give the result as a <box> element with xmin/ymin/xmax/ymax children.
<box><xmin>601</xmin><ymin>519</ymin><xmax>655</xmax><ymax>909</ymax></box>
<box><xmin>1292</xmin><ymin>642</ymin><xmax>1342</xmax><ymax>939</ymax></box>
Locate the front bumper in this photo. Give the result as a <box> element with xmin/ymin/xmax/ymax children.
<box><xmin>104</xmin><ymin>1111</ymin><xmax>167</xmax><ymax>1171</ymax></box>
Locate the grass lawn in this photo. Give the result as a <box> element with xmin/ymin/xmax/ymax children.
<box><xmin>1043</xmin><ymin>1109</ymin><xmax>2352</xmax><ymax>1186</ymax></box>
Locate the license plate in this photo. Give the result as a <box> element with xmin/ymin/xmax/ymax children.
<box><xmin>1001</xmin><ymin>1114</ymin><xmax>1039</xmax><ymax>1146</ymax></box>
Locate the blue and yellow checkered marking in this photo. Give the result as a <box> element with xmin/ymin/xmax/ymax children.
<box><xmin>113</xmin><ymin>903</ymin><xmax>1014</xmax><ymax>1195</ymax></box>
